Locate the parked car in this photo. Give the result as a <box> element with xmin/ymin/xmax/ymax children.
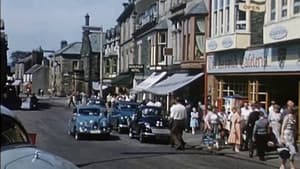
<box><xmin>0</xmin><ymin>105</ymin><xmax>79</xmax><ymax>169</ymax></box>
<box><xmin>128</xmin><ymin>106</ymin><xmax>170</xmax><ymax>143</ymax></box>
<box><xmin>110</xmin><ymin>101</ymin><xmax>139</xmax><ymax>133</ymax></box>
<box><xmin>67</xmin><ymin>105</ymin><xmax>111</xmax><ymax>140</ymax></box>
<box><xmin>86</xmin><ymin>98</ymin><xmax>106</xmax><ymax>108</ymax></box>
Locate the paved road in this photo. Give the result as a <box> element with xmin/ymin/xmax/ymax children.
<box><xmin>14</xmin><ymin>99</ymin><xmax>279</xmax><ymax>169</ymax></box>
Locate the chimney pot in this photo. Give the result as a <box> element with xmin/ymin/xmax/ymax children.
<box><xmin>85</xmin><ymin>13</ymin><xmax>90</xmax><ymax>26</ymax></box>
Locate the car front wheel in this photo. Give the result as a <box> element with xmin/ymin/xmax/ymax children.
<box><xmin>139</xmin><ymin>131</ymin><xmax>145</xmax><ymax>143</ymax></box>
<box><xmin>74</xmin><ymin>131</ymin><xmax>81</xmax><ymax>140</ymax></box>
<box><xmin>129</xmin><ymin>128</ymin><xmax>134</xmax><ymax>139</ymax></box>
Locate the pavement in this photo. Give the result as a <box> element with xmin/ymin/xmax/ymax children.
<box><xmin>183</xmin><ymin>131</ymin><xmax>300</xmax><ymax>168</ymax></box>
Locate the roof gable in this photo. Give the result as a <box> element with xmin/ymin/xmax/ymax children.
<box><xmin>55</xmin><ymin>42</ymin><xmax>82</xmax><ymax>56</ymax></box>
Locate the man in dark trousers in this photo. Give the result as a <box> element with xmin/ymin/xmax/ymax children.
<box><xmin>170</xmin><ymin>97</ymin><xmax>187</xmax><ymax>150</ymax></box>
<box><xmin>252</xmin><ymin>111</ymin><xmax>269</xmax><ymax>161</ymax></box>
<box><xmin>246</xmin><ymin>103</ymin><xmax>261</xmax><ymax>157</ymax></box>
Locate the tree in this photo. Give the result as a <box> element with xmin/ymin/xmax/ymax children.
<box><xmin>9</xmin><ymin>51</ymin><xmax>31</xmax><ymax>66</ymax></box>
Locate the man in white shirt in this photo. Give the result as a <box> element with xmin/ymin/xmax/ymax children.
<box><xmin>240</xmin><ymin>102</ymin><xmax>252</xmax><ymax>150</ymax></box>
<box><xmin>146</xmin><ymin>99</ymin><xmax>155</xmax><ymax>106</ymax></box>
<box><xmin>170</xmin><ymin>97</ymin><xmax>187</xmax><ymax>150</ymax></box>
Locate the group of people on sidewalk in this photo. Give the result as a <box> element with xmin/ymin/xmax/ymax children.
<box><xmin>167</xmin><ymin>98</ymin><xmax>298</xmax><ymax>169</ymax></box>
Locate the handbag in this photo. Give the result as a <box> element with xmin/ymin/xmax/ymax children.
<box><xmin>278</xmin><ymin>147</ymin><xmax>290</xmax><ymax>160</ymax></box>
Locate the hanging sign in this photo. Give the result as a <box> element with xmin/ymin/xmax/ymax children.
<box><xmin>239</xmin><ymin>2</ymin><xmax>265</xmax><ymax>12</ymax></box>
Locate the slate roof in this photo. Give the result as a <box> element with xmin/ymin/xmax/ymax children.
<box><xmin>25</xmin><ymin>64</ymin><xmax>43</xmax><ymax>74</ymax></box>
<box><xmin>152</xmin><ymin>19</ymin><xmax>169</xmax><ymax>31</ymax></box>
<box><xmin>55</xmin><ymin>42</ymin><xmax>82</xmax><ymax>56</ymax></box>
<box><xmin>185</xmin><ymin>1</ymin><xmax>208</xmax><ymax>16</ymax></box>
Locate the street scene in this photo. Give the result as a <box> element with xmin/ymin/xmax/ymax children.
<box><xmin>1</xmin><ymin>0</ymin><xmax>300</xmax><ymax>169</ymax></box>
<box><xmin>12</xmin><ymin>97</ymin><xmax>297</xmax><ymax>169</ymax></box>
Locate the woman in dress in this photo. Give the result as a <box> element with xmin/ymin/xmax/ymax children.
<box><xmin>268</xmin><ymin>104</ymin><xmax>282</xmax><ymax>145</ymax></box>
<box><xmin>280</xmin><ymin>107</ymin><xmax>297</xmax><ymax>169</ymax></box>
<box><xmin>228</xmin><ymin>107</ymin><xmax>242</xmax><ymax>152</ymax></box>
<box><xmin>190</xmin><ymin>107</ymin><xmax>199</xmax><ymax>135</ymax></box>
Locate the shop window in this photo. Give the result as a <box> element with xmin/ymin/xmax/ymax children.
<box><xmin>281</xmin><ymin>0</ymin><xmax>288</xmax><ymax>18</ymax></box>
<box><xmin>295</xmin><ymin>0</ymin><xmax>300</xmax><ymax>14</ymax></box>
<box><xmin>270</xmin><ymin>0</ymin><xmax>276</xmax><ymax>21</ymax></box>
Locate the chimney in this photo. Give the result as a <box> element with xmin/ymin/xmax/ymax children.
<box><xmin>85</xmin><ymin>13</ymin><xmax>90</xmax><ymax>26</ymax></box>
<box><xmin>61</xmin><ymin>40</ymin><xmax>68</xmax><ymax>49</ymax></box>
<box><xmin>123</xmin><ymin>3</ymin><xmax>129</xmax><ymax>9</ymax></box>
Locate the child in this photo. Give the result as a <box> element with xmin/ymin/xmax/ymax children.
<box><xmin>190</xmin><ymin>107</ymin><xmax>199</xmax><ymax>135</ymax></box>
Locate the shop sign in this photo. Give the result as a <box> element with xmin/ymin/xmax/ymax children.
<box><xmin>239</xmin><ymin>2</ymin><xmax>265</xmax><ymax>12</ymax></box>
<box><xmin>222</xmin><ymin>37</ymin><xmax>233</xmax><ymax>48</ymax></box>
<box><xmin>128</xmin><ymin>64</ymin><xmax>144</xmax><ymax>73</ymax></box>
<box><xmin>208</xmin><ymin>40</ymin><xmax>218</xmax><ymax>50</ymax></box>
<box><xmin>269</xmin><ymin>26</ymin><xmax>288</xmax><ymax>40</ymax></box>
<box><xmin>242</xmin><ymin>48</ymin><xmax>267</xmax><ymax>69</ymax></box>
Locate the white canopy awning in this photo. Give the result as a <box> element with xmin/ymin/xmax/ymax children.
<box><xmin>92</xmin><ymin>82</ymin><xmax>108</xmax><ymax>91</ymax></box>
<box><xmin>144</xmin><ymin>72</ymin><xmax>204</xmax><ymax>95</ymax></box>
<box><xmin>11</xmin><ymin>80</ymin><xmax>22</xmax><ymax>86</ymax></box>
<box><xmin>131</xmin><ymin>71</ymin><xmax>167</xmax><ymax>92</ymax></box>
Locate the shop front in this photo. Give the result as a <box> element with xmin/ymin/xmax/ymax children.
<box><xmin>207</xmin><ymin>46</ymin><xmax>300</xmax><ymax>111</ymax></box>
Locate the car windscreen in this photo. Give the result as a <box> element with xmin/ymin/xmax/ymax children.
<box><xmin>118</xmin><ymin>103</ymin><xmax>138</xmax><ymax>110</ymax></box>
<box><xmin>141</xmin><ymin>107</ymin><xmax>161</xmax><ymax>117</ymax></box>
<box><xmin>78</xmin><ymin>108</ymin><xmax>101</xmax><ymax>116</ymax></box>
<box><xmin>1</xmin><ymin>115</ymin><xmax>29</xmax><ymax>146</ymax></box>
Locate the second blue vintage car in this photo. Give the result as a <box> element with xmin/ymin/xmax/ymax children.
<box><xmin>110</xmin><ymin>101</ymin><xmax>139</xmax><ymax>133</ymax></box>
<box><xmin>67</xmin><ymin>105</ymin><xmax>111</xmax><ymax>140</ymax></box>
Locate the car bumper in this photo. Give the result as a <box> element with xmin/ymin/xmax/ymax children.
<box><xmin>118</xmin><ymin>124</ymin><xmax>129</xmax><ymax>129</ymax></box>
<box><xmin>142</xmin><ymin>128</ymin><xmax>170</xmax><ymax>139</ymax></box>
<box><xmin>78</xmin><ymin>128</ymin><xmax>111</xmax><ymax>135</ymax></box>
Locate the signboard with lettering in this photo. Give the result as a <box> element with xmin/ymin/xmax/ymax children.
<box><xmin>128</xmin><ymin>64</ymin><xmax>144</xmax><ymax>73</ymax></box>
<box><xmin>207</xmin><ymin>47</ymin><xmax>300</xmax><ymax>73</ymax></box>
<box><xmin>163</xmin><ymin>48</ymin><xmax>173</xmax><ymax>56</ymax></box>
<box><xmin>239</xmin><ymin>2</ymin><xmax>265</xmax><ymax>12</ymax></box>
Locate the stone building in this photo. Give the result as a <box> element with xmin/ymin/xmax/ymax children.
<box><xmin>51</xmin><ymin>41</ymin><xmax>82</xmax><ymax>96</ymax></box>
<box><xmin>205</xmin><ymin>0</ymin><xmax>300</xmax><ymax>112</ymax></box>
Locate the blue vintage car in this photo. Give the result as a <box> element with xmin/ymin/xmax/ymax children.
<box><xmin>110</xmin><ymin>101</ymin><xmax>139</xmax><ymax>133</ymax></box>
<box><xmin>1</xmin><ymin>105</ymin><xmax>79</xmax><ymax>169</ymax></box>
<box><xmin>67</xmin><ymin>105</ymin><xmax>111</xmax><ymax>140</ymax></box>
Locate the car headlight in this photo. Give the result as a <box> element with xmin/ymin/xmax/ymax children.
<box><xmin>89</xmin><ymin>120</ymin><xmax>94</xmax><ymax>124</ymax></box>
<box><xmin>144</xmin><ymin>122</ymin><xmax>151</xmax><ymax>129</ymax></box>
<box><xmin>79</xmin><ymin>122</ymin><xmax>83</xmax><ymax>126</ymax></box>
<box><xmin>120</xmin><ymin>116</ymin><xmax>124</xmax><ymax>120</ymax></box>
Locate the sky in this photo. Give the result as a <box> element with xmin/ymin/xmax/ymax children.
<box><xmin>2</xmin><ymin>0</ymin><xmax>125</xmax><ymax>59</ymax></box>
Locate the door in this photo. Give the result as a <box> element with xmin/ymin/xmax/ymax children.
<box><xmin>248</xmin><ymin>80</ymin><xmax>269</xmax><ymax>110</ymax></box>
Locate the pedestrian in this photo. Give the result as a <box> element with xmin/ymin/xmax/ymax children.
<box><xmin>190</xmin><ymin>107</ymin><xmax>199</xmax><ymax>135</ymax></box>
<box><xmin>268</xmin><ymin>104</ymin><xmax>282</xmax><ymax>146</ymax></box>
<box><xmin>68</xmin><ymin>93</ymin><xmax>75</xmax><ymax>108</ymax></box>
<box><xmin>184</xmin><ymin>99</ymin><xmax>192</xmax><ymax>132</ymax></box>
<box><xmin>205</xmin><ymin>106</ymin><xmax>221</xmax><ymax>150</ymax></box>
<box><xmin>227</xmin><ymin>107</ymin><xmax>242</xmax><ymax>152</ymax></box>
<box><xmin>245</xmin><ymin>103</ymin><xmax>261</xmax><ymax>157</ymax></box>
<box><xmin>240</xmin><ymin>102</ymin><xmax>252</xmax><ymax>150</ymax></box>
<box><xmin>279</xmin><ymin>107</ymin><xmax>297</xmax><ymax>169</ymax></box>
<box><xmin>169</xmin><ymin>97</ymin><xmax>187</xmax><ymax>150</ymax></box>
<box><xmin>252</xmin><ymin>111</ymin><xmax>269</xmax><ymax>161</ymax></box>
